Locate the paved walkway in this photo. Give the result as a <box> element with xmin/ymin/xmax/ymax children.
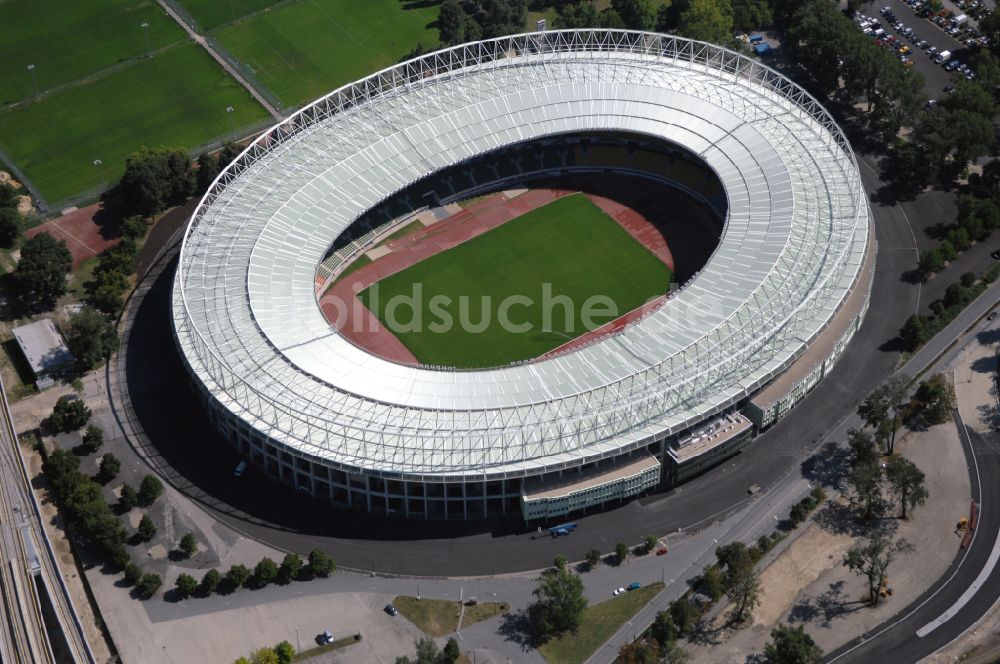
<box><xmin>155</xmin><ymin>0</ymin><xmax>283</xmax><ymax>121</ymax></box>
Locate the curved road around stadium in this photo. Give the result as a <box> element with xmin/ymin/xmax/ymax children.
<box><xmin>109</xmin><ymin>157</ymin><xmax>1000</xmax><ymax>662</ymax></box>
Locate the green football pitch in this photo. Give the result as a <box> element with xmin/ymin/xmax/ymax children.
<box><xmin>0</xmin><ymin>43</ymin><xmax>269</xmax><ymax>203</ymax></box>
<box><xmin>0</xmin><ymin>0</ymin><xmax>187</xmax><ymax>105</ymax></box>
<box><xmin>212</xmin><ymin>0</ymin><xmax>441</xmax><ymax>107</ymax></box>
<box><xmin>359</xmin><ymin>194</ymin><xmax>672</xmax><ymax>369</ymax></box>
<box><xmin>176</xmin><ymin>0</ymin><xmax>285</xmax><ymax>31</ymax></box>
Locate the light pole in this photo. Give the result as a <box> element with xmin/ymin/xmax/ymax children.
<box><xmin>93</xmin><ymin>159</ymin><xmax>103</xmax><ymax>192</ymax></box>
<box><xmin>26</xmin><ymin>64</ymin><xmax>38</xmax><ymax>96</ymax></box>
<box><xmin>226</xmin><ymin>105</ymin><xmax>235</xmax><ymax>141</ymax></box>
<box><xmin>294</xmin><ymin>627</ymin><xmax>300</xmax><ymax>652</ymax></box>
<box><xmin>140</xmin><ymin>22</ymin><xmax>151</xmax><ymax>58</ymax></box>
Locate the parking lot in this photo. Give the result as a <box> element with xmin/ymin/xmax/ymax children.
<box><xmin>858</xmin><ymin>0</ymin><xmax>989</xmax><ymax>97</ymax></box>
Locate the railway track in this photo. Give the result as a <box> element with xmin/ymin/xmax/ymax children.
<box><xmin>0</xmin><ymin>373</ymin><xmax>95</xmax><ymax>663</ymax></box>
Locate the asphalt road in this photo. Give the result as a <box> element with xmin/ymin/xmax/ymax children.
<box><xmin>829</xmin><ymin>416</ymin><xmax>1000</xmax><ymax>663</ymax></box>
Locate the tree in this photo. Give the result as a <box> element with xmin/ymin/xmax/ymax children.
<box><xmin>81</xmin><ymin>425</ymin><xmax>104</xmax><ymax>453</ymax></box>
<box><xmin>247</xmin><ymin>648</ymin><xmax>279</xmax><ymax>664</ymax></box>
<box><xmin>847</xmin><ymin>428</ymin><xmax>879</xmax><ymax>467</ymax></box>
<box><xmin>308</xmin><ymin>548</ymin><xmax>335</xmax><ymax>577</ymax></box>
<box><xmin>119</xmin><ymin>483</ymin><xmax>138</xmax><ymax>509</ymax></box>
<box><xmin>884</xmin><ymin>456</ymin><xmax>928</xmax><ymax>519</ymax></box>
<box><xmin>120</xmin><ymin>147</ymin><xmax>195</xmax><ymax>216</ymax></box>
<box><xmin>598</xmin><ymin>8</ymin><xmax>626</xmax><ymax>28</ymax></box>
<box><xmin>649</xmin><ymin>609</ymin><xmax>676</xmax><ymax>646</ymax></box>
<box><xmin>200</xmin><ymin>568</ymin><xmax>221</xmax><ymax>594</ymax></box>
<box><xmin>732</xmin><ymin>0</ymin><xmax>771</xmax><ymax>32</ymax></box>
<box><xmin>858</xmin><ymin>386</ymin><xmax>892</xmax><ymax>454</ymax></box>
<box><xmin>441</xmin><ymin>637</ymin><xmax>460</xmax><ymax>663</ymax></box>
<box><xmin>615</xmin><ymin>541</ymin><xmax>630</xmax><ymax>565</ymax></box>
<box><xmin>9</xmin><ymin>232</ymin><xmax>72</xmax><ymax>312</ymax></box>
<box><xmin>196</xmin><ymin>152</ymin><xmax>220</xmax><ymax>194</ymax></box>
<box><xmin>843</xmin><ymin>535</ymin><xmax>914</xmax><ymax>605</ymax></box>
<box><xmin>612</xmin><ymin>0</ymin><xmax>654</xmax><ymax>30</ymax></box>
<box><xmin>618</xmin><ymin>640</ymin><xmax>662</xmax><ymax>663</ymax></box>
<box><xmin>914</xmin><ymin>374</ymin><xmax>955</xmax><ymax>425</ymax></box>
<box><xmin>121</xmin><ymin>216</ymin><xmax>148</xmax><ymax>242</ymax></box>
<box><xmin>49</xmin><ymin>395</ymin><xmax>92</xmax><ymax>433</ymax></box>
<box><xmin>123</xmin><ymin>562</ymin><xmax>142</xmax><ymax>586</ymax></box>
<box><xmin>678</xmin><ymin>0</ymin><xmax>734</xmax><ymax>45</ymax></box>
<box><xmin>899</xmin><ymin>314</ymin><xmax>929</xmax><ymax>352</ymax></box>
<box><xmin>226</xmin><ymin>563</ymin><xmax>251</xmax><ymax>589</ymax></box>
<box><xmin>659</xmin><ymin>641</ymin><xmax>691</xmax><ymax>664</ymax></box>
<box><xmin>0</xmin><ymin>207</ymin><xmax>21</xmax><ymax>248</ymax></box>
<box><xmin>254</xmin><ymin>557</ymin><xmax>278</xmax><ymax>586</ymax></box>
<box><xmin>179</xmin><ymin>532</ymin><xmax>198</xmax><ymax>558</ymax></box>
<box><xmin>527</xmin><ymin>564</ymin><xmax>588</xmax><ymax>640</ymax></box>
<box><xmin>883</xmin><ymin>374</ymin><xmax>911</xmax><ymax>455</ymax></box>
<box><xmin>438</xmin><ymin>0</ymin><xmax>468</xmax><ymax>45</ymax></box>
<box><xmin>701</xmin><ymin>564</ymin><xmax>724</xmax><ymax>600</ymax></box>
<box><xmin>138</xmin><ymin>514</ymin><xmax>157</xmax><ymax>542</ymax></box>
<box><xmin>66</xmin><ymin>307</ymin><xmax>118</xmax><ymax>370</ymax></box>
<box><xmin>138</xmin><ymin>474</ymin><xmax>164</xmax><ymax>506</ymax></box>
<box><xmin>847</xmin><ymin>458</ymin><xmax>887</xmax><ymax>522</ymax></box>
<box><xmin>763</xmin><ymin>623</ymin><xmax>823</xmax><ymax>664</ymax></box>
<box><xmin>585</xmin><ymin>548</ymin><xmax>601</xmax><ymax>570</ymax></box>
<box><xmin>97</xmin><ymin>453</ymin><xmax>120</xmax><ymax>483</ymax></box>
<box><xmin>175</xmin><ymin>573</ymin><xmax>197</xmax><ymax>599</ymax></box>
<box><xmin>395</xmin><ymin>636</ymin><xmax>440</xmax><ymax>664</ymax></box>
<box><xmin>556</xmin><ymin>2</ymin><xmax>599</xmax><ymax>29</ymax></box>
<box><xmin>216</xmin><ymin>142</ymin><xmax>242</xmax><ymax>171</ymax></box>
<box><xmin>0</xmin><ymin>182</ymin><xmax>19</xmax><ymax>209</ymax></box>
<box><xmin>668</xmin><ymin>598</ymin><xmax>699</xmax><ymax>636</ymax></box>
<box><xmin>274</xmin><ymin>641</ymin><xmax>295</xmax><ymax>664</ymax></box>
<box><xmin>642</xmin><ymin>534</ymin><xmax>659</xmax><ymax>553</ymax></box>
<box><xmin>136</xmin><ymin>573</ymin><xmax>162</xmax><ymax>600</ymax></box>
<box><xmin>553</xmin><ymin>554</ymin><xmax>567</xmax><ymax>570</ymax></box>
<box><xmin>726</xmin><ymin>566</ymin><xmax>762</xmax><ymax>624</ymax></box>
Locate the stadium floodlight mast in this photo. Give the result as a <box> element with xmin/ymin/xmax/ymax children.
<box><xmin>226</xmin><ymin>105</ymin><xmax>235</xmax><ymax>141</ymax></box>
<box><xmin>26</xmin><ymin>64</ymin><xmax>38</xmax><ymax>97</ymax></box>
<box><xmin>140</xmin><ymin>22</ymin><xmax>151</xmax><ymax>59</ymax></box>
<box><xmin>93</xmin><ymin>159</ymin><xmax>103</xmax><ymax>191</ymax></box>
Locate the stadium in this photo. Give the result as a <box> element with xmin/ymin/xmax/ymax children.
<box><xmin>172</xmin><ymin>30</ymin><xmax>873</xmax><ymax>522</ymax></box>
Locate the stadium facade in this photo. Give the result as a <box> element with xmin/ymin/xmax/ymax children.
<box><xmin>172</xmin><ymin>30</ymin><xmax>873</xmax><ymax>522</ymax></box>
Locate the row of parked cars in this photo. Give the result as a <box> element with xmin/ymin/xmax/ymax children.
<box><xmin>895</xmin><ymin>0</ymin><xmax>992</xmax><ymax>49</ymax></box>
<box><xmin>856</xmin><ymin>6</ymin><xmax>978</xmax><ymax>81</ymax></box>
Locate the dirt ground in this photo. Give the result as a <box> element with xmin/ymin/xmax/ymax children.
<box><xmin>687</xmin><ymin>417</ymin><xmax>971</xmax><ymax>663</ymax></box>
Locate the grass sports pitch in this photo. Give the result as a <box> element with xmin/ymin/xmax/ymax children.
<box><xmin>212</xmin><ymin>0</ymin><xmax>441</xmax><ymax>107</ymax></box>
<box><xmin>359</xmin><ymin>193</ymin><xmax>672</xmax><ymax>368</ymax></box>
<box><xmin>0</xmin><ymin>0</ymin><xmax>186</xmax><ymax>106</ymax></box>
<box><xmin>0</xmin><ymin>43</ymin><xmax>268</xmax><ymax>203</ymax></box>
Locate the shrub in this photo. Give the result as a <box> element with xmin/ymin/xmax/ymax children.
<box><xmin>138</xmin><ymin>475</ymin><xmax>163</xmax><ymax>506</ymax></box>
<box><xmin>226</xmin><ymin>564</ymin><xmax>251</xmax><ymax>589</ymax></box>
<box><xmin>175</xmin><ymin>573</ymin><xmax>197</xmax><ymax>599</ymax></box>
<box><xmin>97</xmin><ymin>453</ymin><xmax>120</xmax><ymax>483</ymax></box>
<box><xmin>254</xmin><ymin>557</ymin><xmax>278</xmax><ymax>587</ymax></box>
<box><xmin>137</xmin><ymin>515</ymin><xmax>157</xmax><ymax>542</ymax></box>
<box><xmin>123</xmin><ymin>562</ymin><xmax>142</xmax><ymax>587</ymax></box>
<box><xmin>179</xmin><ymin>532</ymin><xmax>198</xmax><ymax>558</ymax></box>
<box><xmin>307</xmin><ymin>548</ymin><xmax>335</xmax><ymax>577</ymax></box>
<box><xmin>49</xmin><ymin>396</ymin><xmax>91</xmax><ymax>433</ymax></box>
<box><xmin>136</xmin><ymin>573</ymin><xmax>162</xmax><ymax>600</ymax></box>
<box><xmin>200</xmin><ymin>569</ymin><xmax>221</xmax><ymax>595</ymax></box>
<box><xmin>119</xmin><ymin>483</ymin><xmax>138</xmax><ymax>509</ymax></box>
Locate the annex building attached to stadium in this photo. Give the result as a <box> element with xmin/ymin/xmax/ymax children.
<box><xmin>172</xmin><ymin>30</ymin><xmax>873</xmax><ymax>522</ymax></box>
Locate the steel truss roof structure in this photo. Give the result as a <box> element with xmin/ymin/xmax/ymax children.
<box><xmin>173</xmin><ymin>30</ymin><xmax>870</xmax><ymax>480</ymax></box>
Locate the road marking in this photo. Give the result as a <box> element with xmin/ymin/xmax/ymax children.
<box><xmin>917</xmin><ymin>526</ymin><xmax>1000</xmax><ymax>636</ymax></box>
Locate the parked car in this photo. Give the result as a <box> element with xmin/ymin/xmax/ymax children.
<box><xmin>628</xmin><ymin>582</ymin><xmax>641</xmax><ymax>591</ymax></box>
<box><xmin>234</xmin><ymin>461</ymin><xmax>247</xmax><ymax>477</ymax></box>
<box><xmin>988</xmin><ymin>312</ymin><xmax>999</xmax><ymax>321</ymax></box>
<box><xmin>316</xmin><ymin>630</ymin><xmax>334</xmax><ymax>645</ymax></box>
<box><xmin>385</xmin><ymin>604</ymin><xmax>398</xmax><ymax>616</ymax></box>
<box><xmin>656</xmin><ymin>546</ymin><xmax>669</xmax><ymax>556</ymax></box>
<box><xmin>614</xmin><ymin>587</ymin><xmax>626</xmax><ymax>596</ymax></box>
<box><xmin>990</xmin><ymin>249</ymin><xmax>1000</xmax><ymax>260</ymax></box>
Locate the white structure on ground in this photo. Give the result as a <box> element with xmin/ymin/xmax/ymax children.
<box><xmin>12</xmin><ymin>319</ymin><xmax>73</xmax><ymax>390</ymax></box>
<box><xmin>172</xmin><ymin>30</ymin><xmax>873</xmax><ymax>521</ymax></box>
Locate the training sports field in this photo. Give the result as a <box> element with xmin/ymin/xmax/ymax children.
<box><xmin>211</xmin><ymin>0</ymin><xmax>441</xmax><ymax>107</ymax></box>
<box><xmin>0</xmin><ymin>43</ymin><xmax>268</xmax><ymax>203</ymax></box>
<box><xmin>0</xmin><ymin>0</ymin><xmax>186</xmax><ymax>105</ymax></box>
<box><xmin>358</xmin><ymin>194</ymin><xmax>672</xmax><ymax>369</ymax></box>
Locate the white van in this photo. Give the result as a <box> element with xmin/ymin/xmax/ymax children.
<box><xmin>935</xmin><ymin>50</ymin><xmax>951</xmax><ymax>64</ymax></box>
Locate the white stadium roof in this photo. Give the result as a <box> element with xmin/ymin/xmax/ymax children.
<box><xmin>173</xmin><ymin>30</ymin><xmax>870</xmax><ymax>479</ymax></box>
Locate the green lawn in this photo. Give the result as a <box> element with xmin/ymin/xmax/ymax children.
<box><xmin>0</xmin><ymin>43</ymin><xmax>269</xmax><ymax>203</ymax></box>
<box><xmin>392</xmin><ymin>596</ymin><xmax>509</xmax><ymax>638</ymax></box>
<box><xmin>359</xmin><ymin>194</ymin><xmax>671</xmax><ymax>368</ymax></box>
<box><xmin>212</xmin><ymin>0</ymin><xmax>441</xmax><ymax>107</ymax></box>
<box><xmin>177</xmin><ymin>0</ymin><xmax>287</xmax><ymax>31</ymax></box>
<box><xmin>538</xmin><ymin>583</ymin><xmax>665</xmax><ymax>664</ymax></box>
<box><xmin>0</xmin><ymin>0</ymin><xmax>187</xmax><ymax>105</ymax></box>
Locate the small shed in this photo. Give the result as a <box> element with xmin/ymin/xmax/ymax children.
<box><xmin>11</xmin><ymin>319</ymin><xmax>73</xmax><ymax>389</ymax></box>
<box><xmin>754</xmin><ymin>42</ymin><xmax>772</xmax><ymax>55</ymax></box>
<box><xmin>749</xmin><ymin>34</ymin><xmax>764</xmax><ymax>44</ymax></box>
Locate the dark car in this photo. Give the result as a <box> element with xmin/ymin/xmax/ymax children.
<box><xmin>991</xmin><ymin>249</ymin><xmax>1000</xmax><ymax>260</ymax></box>
<box><xmin>385</xmin><ymin>604</ymin><xmax>399</xmax><ymax>616</ymax></box>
